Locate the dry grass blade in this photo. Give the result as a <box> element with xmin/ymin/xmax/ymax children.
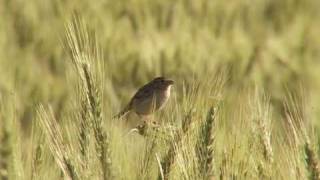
<box><xmin>158</xmin><ymin>109</ymin><xmax>194</xmax><ymax>180</ymax></box>
<box><xmin>282</xmin><ymin>89</ymin><xmax>318</xmax><ymax>179</ymax></box>
<box><xmin>157</xmin><ymin>134</ymin><xmax>176</xmax><ymax>180</ymax></box>
<box><xmin>138</xmin><ymin>131</ymin><xmax>158</xmax><ymax>180</ymax></box>
<box><xmin>31</xmin><ymin>144</ymin><xmax>43</xmax><ymax>180</ymax></box>
<box><xmin>30</xmin><ymin>119</ymin><xmax>45</xmax><ymax>180</ymax></box>
<box><xmin>0</xmin><ymin>97</ymin><xmax>9</xmax><ymax>180</ymax></box>
<box><xmin>0</xmin><ymin>127</ymin><xmax>9</xmax><ymax>180</ymax></box>
<box><xmin>305</xmin><ymin>142</ymin><xmax>320</xmax><ymax>180</ymax></box>
<box><xmin>283</xmin><ymin>90</ymin><xmax>308</xmax><ymax>146</ymax></box>
<box><xmin>0</xmin><ymin>95</ymin><xmax>24</xmax><ymax>180</ymax></box>
<box><xmin>37</xmin><ymin>105</ymin><xmax>78</xmax><ymax>180</ymax></box>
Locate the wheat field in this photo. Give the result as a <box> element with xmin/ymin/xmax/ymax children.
<box><xmin>1</xmin><ymin>0</ymin><xmax>320</xmax><ymax>179</ymax></box>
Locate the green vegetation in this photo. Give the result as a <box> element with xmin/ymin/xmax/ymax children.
<box><xmin>1</xmin><ymin>0</ymin><xmax>320</xmax><ymax>179</ymax></box>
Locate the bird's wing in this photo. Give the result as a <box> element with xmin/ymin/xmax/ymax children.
<box><xmin>132</xmin><ymin>84</ymin><xmax>154</xmax><ymax>100</ymax></box>
<box><xmin>114</xmin><ymin>83</ymin><xmax>155</xmax><ymax>119</ymax></box>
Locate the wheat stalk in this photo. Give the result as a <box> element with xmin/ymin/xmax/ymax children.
<box><xmin>37</xmin><ymin>105</ymin><xmax>78</xmax><ymax>180</ymax></box>
<box><xmin>78</xmin><ymin>94</ymin><xmax>90</xmax><ymax>161</ymax></box>
<box><xmin>196</xmin><ymin>106</ymin><xmax>217</xmax><ymax>179</ymax></box>
<box><xmin>65</xmin><ymin>16</ymin><xmax>113</xmax><ymax>179</ymax></box>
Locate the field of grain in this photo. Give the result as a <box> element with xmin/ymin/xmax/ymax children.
<box><xmin>1</xmin><ymin>0</ymin><xmax>320</xmax><ymax>179</ymax></box>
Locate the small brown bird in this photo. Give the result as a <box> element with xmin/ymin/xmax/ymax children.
<box><xmin>114</xmin><ymin>77</ymin><xmax>174</xmax><ymax>119</ymax></box>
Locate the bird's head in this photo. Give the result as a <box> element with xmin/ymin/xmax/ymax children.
<box><xmin>152</xmin><ymin>77</ymin><xmax>174</xmax><ymax>90</ymax></box>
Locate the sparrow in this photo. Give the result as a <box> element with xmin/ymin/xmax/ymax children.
<box><xmin>114</xmin><ymin>77</ymin><xmax>174</xmax><ymax>119</ymax></box>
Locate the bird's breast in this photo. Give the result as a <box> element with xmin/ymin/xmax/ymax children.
<box><xmin>132</xmin><ymin>86</ymin><xmax>171</xmax><ymax>115</ymax></box>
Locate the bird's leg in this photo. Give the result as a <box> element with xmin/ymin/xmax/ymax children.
<box><xmin>140</xmin><ymin>115</ymin><xmax>158</xmax><ymax>127</ymax></box>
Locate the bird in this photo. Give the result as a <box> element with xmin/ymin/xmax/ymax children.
<box><xmin>114</xmin><ymin>77</ymin><xmax>174</xmax><ymax>119</ymax></box>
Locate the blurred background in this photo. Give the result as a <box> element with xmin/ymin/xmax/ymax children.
<box><xmin>1</xmin><ymin>0</ymin><xmax>320</xmax><ymax>139</ymax></box>
<box><xmin>2</xmin><ymin>1</ymin><xmax>320</xmax><ymax>179</ymax></box>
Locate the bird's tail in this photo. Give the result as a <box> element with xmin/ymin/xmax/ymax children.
<box><xmin>113</xmin><ymin>105</ymin><xmax>130</xmax><ymax>119</ymax></box>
